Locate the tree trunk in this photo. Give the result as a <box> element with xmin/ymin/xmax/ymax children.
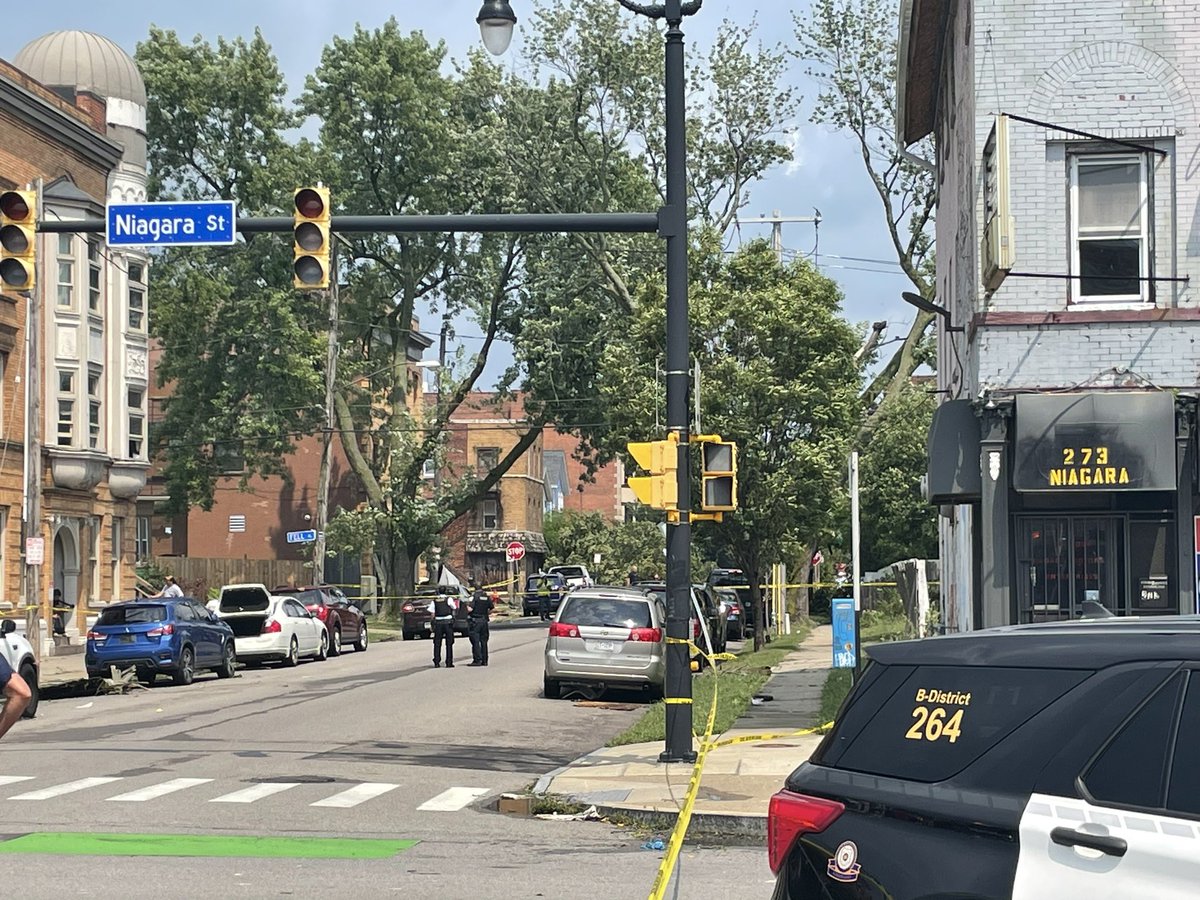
<box><xmin>747</xmin><ymin>563</ymin><xmax>768</xmax><ymax>651</ymax></box>
<box><xmin>381</xmin><ymin>532</ymin><xmax>417</xmax><ymax>619</ymax></box>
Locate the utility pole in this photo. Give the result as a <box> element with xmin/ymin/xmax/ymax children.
<box><xmin>312</xmin><ymin>242</ymin><xmax>339</xmax><ymax>584</ymax></box>
<box><xmin>24</xmin><ymin>179</ymin><xmax>44</xmax><ymax>657</ymax></box>
<box><xmin>736</xmin><ymin>210</ymin><xmax>822</xmax><ymax>264</ymax></box>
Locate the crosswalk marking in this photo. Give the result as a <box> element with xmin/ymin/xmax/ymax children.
<box><xmin>209</xmin><ymin>782</ymin><xmax>302</xmax><ymax>804</ymax></box>
<box><xmin>10</xmin><ymin>777</ymin><xmax>123</xmax><ymax>801</ymax></box>
<box><xmin>0</xmin><ymin>776</ymin><xmax>35</xmax><ymax>788</ymax></box>
<box><xmin>310</xmin><ymin>782</ymin><xmax>399</xmax><ymax>809</ymax></box>
<box><xmin>416</xmin><ymin>787</ymin><xmax>490</xmax><ymax>812</ymax></box>
<box><xmin>106</xmin><ymin>778</ymin><xmax>214</xmax><ymax>803</ymax></box>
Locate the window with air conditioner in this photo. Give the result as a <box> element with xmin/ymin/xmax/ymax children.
<box><xmin>481</xmin><ymin>498</ymin><xmax>498</xmax><ymax>530</ymax></box>
<box><xmin>1070</xmin><ymin>153</ymin><xmax>1151</xmax><ymax>304</ymax></box>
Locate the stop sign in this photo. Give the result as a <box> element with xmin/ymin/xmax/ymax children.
<box><xmin>505</xmin><ymin>541</ymin><xmax>526</xmax><ymax>562</ymax></box>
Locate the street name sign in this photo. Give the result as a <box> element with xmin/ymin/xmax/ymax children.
<box><xmin>106</xmin><ymin>200</ymin><xmax>237</xmax><ymax>247</ymax></box>
<box><xmin>287</xmin><ymin>529</ymin><xmax>317</xmax><ymax>544</ymax></box>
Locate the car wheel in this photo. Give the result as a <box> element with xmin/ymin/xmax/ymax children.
<box><xmin>402</xmin><ymin>631</ymin><xmax>415</xmax><ymax>641</ymax></box>
<box><xmin>543</xmin><ymin>675</ymin><xmax>562</xmax><ymax>700</ymax></box>
<box><xmin>216</xmin><ymin>642</ymin><xmax>236</xmax><ymax>678</ymax></box>
<box><xmin>173</xmin><ymin>646</ymin><xmax>195</xmax><ymax>686</ymax></box>
<box><xmin>315</xmin><ymin>631</ymin><xmax>329</xmax><ymax>661</ymax></box>
<box><xmin>282</xmin><ymin>637</ymin><xmax>299</xmax><ymax>667</ymax></box>
<box><xmin>19</xmin><ymin>661</ymin><xmax>38</xmax><ymax>718</ymax></box>
<box><xmin>328</xmin><ymin>622</ymin><xmax>342</xmax><ymax>656</ymax></box>
<box><xmin>354</xmin><ymin>622</ymin><xmax>368</xmax><ymax>652</ymax></box>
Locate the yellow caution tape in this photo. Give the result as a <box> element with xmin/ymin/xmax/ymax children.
<box><xmin>662</xmin><ymin>697</ymin><xmax>692</xmax><ymax>705</ymax></box>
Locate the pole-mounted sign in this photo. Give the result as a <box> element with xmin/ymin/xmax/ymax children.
<box><xmin>106</xmin><ymin>200</ymin><xmax>237</xmax><ymax>247</ymax></box>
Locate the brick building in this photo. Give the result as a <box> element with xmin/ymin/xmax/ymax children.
<box><xmin>541</xmin><ymin>428</ymin><xmax>624</xmax><ymax>521</ymax></box>
<box><xmin>1</xmin><ymin>31</ymin><xmax>152</xmax><ymax>652</ymax></box>
<box><xmin>901</xmin><ymin>1</ymin><xmax>1200</xmax><ymax>629</ymax></box>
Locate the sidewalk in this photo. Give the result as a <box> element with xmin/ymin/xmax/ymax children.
<box><xmin>38</xmin><ymin>650</ymin><xmax>89</xmax><ymax>688</ymax></box>
<box><xmin>533</xmin><ymin>624</ymin><xmax>833</xmax><ymax>838</ymax></box>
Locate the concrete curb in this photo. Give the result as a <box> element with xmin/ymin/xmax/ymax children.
<box><xmin>568</xmin><ymin>798</ymin><xmax>767</xmax><ymax>843</ymax></box>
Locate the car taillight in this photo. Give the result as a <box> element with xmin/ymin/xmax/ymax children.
<box><xmin>262</xmin><ymin>620</ymin><xmax>282</xmax><ymax>634</ymax></box>
<box><xmin>86</xmin><ymin>630</ymin><xmax>107</xmax><ymax>641</ymax></box>
<box><xmin>548</xmin><ymin>622</ymin><xmax>579</xmax><ymax>639</ymax></box>
<box><xmin>308</xmin><ymin>604</ymin><xmax>328</xmax><ymax>620</ymax></box>
<box><xmin>692</xmin><ymin>619</ymin><xmax>700</xmax><ymax>640</ymax></box>
<box><xmin>146</xmin><ymin>624</ymin><xmax>174</xmax><ymax>638</ymax></box>
<box><xmin>629</xmin><ymin>627</ymin><xmax>662</xmax><ymax>642</ymax></box>
<box><xmin>401</xmin><ymin>603</ymin><xmax>414</xmax><ymax>613</ymax></box>
<box><xmin>767</xmin><ymin>790</ymin><xmax>845</xmax><ymax>874</ymax></box>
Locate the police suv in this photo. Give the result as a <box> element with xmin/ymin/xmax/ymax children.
<box><xmin>769</xmin><ymin>617</ymin><xmax>1200</xmax><ymax>898</ymax></box>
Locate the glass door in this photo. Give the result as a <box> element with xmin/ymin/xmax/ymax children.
<box><xmin>1017</xmin><ymin>516</ymin><xmax>1122</xmax><ymax>621</ymax></box>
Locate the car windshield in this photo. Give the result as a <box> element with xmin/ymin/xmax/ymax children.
<box><xmin>526</xmin><ymin>577</ymin><xmax>561</xmax><ymax>590</ymax></box>
<box><xmin>96</xmin><ymin>605</ymin><xmax>166</xmax><ymax>626</ymax></box>
<box><xmin>710</xmin><ymin>571</ymin><xmax>746</xmax><ymax>587</ymax></box>
<box><xmin>553</xmin><ymin>566</ymin><xmax>586</xmax><ymax>579</ymax></box>
<box><xmin>559</xmin><ymin>597</ymin><xmax>651</xmax><ymax>628</ymax></box>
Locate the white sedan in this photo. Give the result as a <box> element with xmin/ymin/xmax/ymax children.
<box><xmin>214</xmin><ymin>586</ymin><xmax>327</xmax><ymax>666</ymax></box>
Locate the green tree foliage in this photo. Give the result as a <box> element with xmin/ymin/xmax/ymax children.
<box><xmin>609</xmin><ymin>239</ymin><xmax>863</xmax><ymax>646</ymax></box>
<box><xmin>858</xmin><ymin>383</ymin><xmax>938</xmax><ymax>569</ymax></box>
<box><xmin>543</xmin><ymin>511</ymin><xmax>668</xmax><ymax>585</ymax></box>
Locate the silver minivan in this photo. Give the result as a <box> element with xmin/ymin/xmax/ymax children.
<box><xmin>543</xmin><ymin>587</ymin><xmax>666</xmax><ymax>699</ymax></box>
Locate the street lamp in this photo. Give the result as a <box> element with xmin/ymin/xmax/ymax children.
<box><xmin>901</xmin><ymin>291</ymin><xmax>964</xmax><ymax>333</ymax></box>
<box><xmin>477</xmin><ymin>0</ymin><xmax>518</xmax><ymax>56</ymax></box>
<box><xmin>478</xmin><ymin>0</ymin><xmax>701</xmax><ymax>763</ymax></box>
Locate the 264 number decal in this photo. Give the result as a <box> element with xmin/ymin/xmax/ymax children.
<box><xmin>905</xmin><ymin>706</ymin><xmax>964</xmax><ymax>743</ymax></box>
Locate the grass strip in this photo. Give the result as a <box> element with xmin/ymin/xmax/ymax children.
<box><xmin>0</xmin><ymin>832</ymin><xmax>418</xmax><ymax>859</ymax></box>
<box><xmin>607</xmin><ymin>624</ymin><xmax>810</xmax><ymax>747</ymax></box>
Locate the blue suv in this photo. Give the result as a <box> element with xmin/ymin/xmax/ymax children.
<box><xmin>85</xmin><ymin>598</ymin><xmax>237</xmax><ymax>686</ymax></box>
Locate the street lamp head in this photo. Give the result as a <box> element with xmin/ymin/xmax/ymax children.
<box><xmin>477</xmin><ymin>0</ymin><xmax>517</xmax><ymax>56</ymax></box>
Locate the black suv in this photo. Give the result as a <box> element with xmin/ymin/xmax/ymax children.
<box><xmin>770</xmin><ymin>617</ymin><xmax>1200</xmax><ymax>899</ymax></box>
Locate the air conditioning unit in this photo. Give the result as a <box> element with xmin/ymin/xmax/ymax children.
<box><xmin>980</xmin><ymin>114</ymin><xmax>1014</xmax><ymax>292</ymax></box>
<box><xmin>981</xmin><ymin>214</ymin><xmax>1014</xmax><ymax>291</ymax></box>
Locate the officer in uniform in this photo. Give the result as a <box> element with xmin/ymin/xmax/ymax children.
<box><xmin>426</xmin><ymin>589</ymin><xmax>460</xmax><ymax>668</ymax></box>
<box><xmin>537</xmin><ymin>577</ymin><xmax>553</xmax><ymax>622</ymax></box>
<box><xmin>467</xmin><ymin>581</ymin><xmax>494</xmax><ymax>667</ymax></box>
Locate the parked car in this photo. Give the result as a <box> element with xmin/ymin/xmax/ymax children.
<box><xmin>272</xmin><ymin>585</ymin><xmax>368</xmax><ymax>655</ymax></box>
<box><xmin>637</xmin><ymin>581</ymin><xmax>726</xmax><ymax>664</ymax></box>
<box><xmin>543</xmin><ymin>586</ymin><xmax>666</xmax><ymax>700</ymax></box>
<box><xmin>0</xmin><ymin>619</ymin><xmax>38</xmax><ymax>717</ymax></box>
<box><xmin>85</xmin><ymin>598</ymin><xmax>236</xmax><ymax>686</ymax></box>
<box><xmin>768</xmin><ymin>616</ymin><xmax>1200</xmax><ymax>899</ymax></box>
<box><xmin>708</xmin><ymin>568</ymin><xmax>757</xmax><ymax>633</ymax></box>
<box><xmin>715</xmin><ymin>587</ymin><xmax>745</xmax><ymax>641</ymax></box>
<box><xmin>547</xmin><ymin>564</ymin><xmax>593</xmax><ymax>589</ymax></box>
<box><xmin>402</xmin><ymin>584</ymin><xmax>471</xmax><ymax>641</ymax></box>
<box><xmin>213</xmin><ymin>584</ymin><xmax>328</xmax><ymax>666</ymax></box>
<box><xmin>522</xmin><ymin>573</ymin><xmax>568</xmax><ymax>617</ymax></box>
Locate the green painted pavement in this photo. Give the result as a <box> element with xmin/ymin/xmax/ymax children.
<box><xmin>0</xmin><ymin>832</ymin><xmax>419</xmax><ymax>859</ymax></box>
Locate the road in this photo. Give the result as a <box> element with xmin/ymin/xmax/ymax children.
<box><xmin>1</xmin><ymin>619</ymin><xmax>768</xmax><ymax>898</ymax></box>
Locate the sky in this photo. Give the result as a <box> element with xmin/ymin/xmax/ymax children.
<box><xmin>5</xmin><ymin>0</ymin><xmax>917</xmax><ymax>387</ymax></box>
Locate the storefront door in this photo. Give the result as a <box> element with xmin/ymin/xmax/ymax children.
<box><xmin>1017</xmin><ymin>516</ymin><xmax>1120</xmax><ymax>621</ymax></box>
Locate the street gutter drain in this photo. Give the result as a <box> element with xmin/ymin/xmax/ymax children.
<box><xmin>251</xmin><ymin>775</ymin><xmax>339</xmax><ymax>784</ymax></box>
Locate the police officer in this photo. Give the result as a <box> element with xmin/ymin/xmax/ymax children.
<box><xmin>537</xmin><ymin>577</ymin><xmax>553</xmax><ymax>622</ymax></box>
<box><xmin>467</xmin><ymin>581</ymin><xmax>494</xmax><ymax>667</ymax></box>
<box><xmin>426</xmin><ymin>589</ymin><xmax>460</xmax><ymax>668</ymax></box>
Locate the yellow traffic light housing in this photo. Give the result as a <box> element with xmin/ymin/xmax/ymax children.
<box><xmin>293</xmin><ymin>186</ymin><xmax>331</xmax><ymax>289</ymax></box>
<box><xmin>0</xmin><ymin>189</ymin><xmax>37</xmax><ymax>292</ymax></box>
<box><xmin>700</xmin><ymin>439</ymin><xmax>738</xmax><ymax>512</ymax></box>
<box><xmin>627</xmin><ymin>432</ymin><xmax>679</xmax><ymax>511</ymax></box>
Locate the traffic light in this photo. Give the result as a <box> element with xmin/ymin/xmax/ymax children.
<box><xmin>292</xmin><ymin>186</ymin><xmax>330</xmax><ymax>289</ymax></box>
<box><xmin>0</xmin><ymin>189</ymin><xmax>37</xmax><ymax>292</ymax></box>
<box><xmin>627</xmin><ymin>433</ymin><xmax>679</xmax><ymax>511</ymax></box>
<box><xmin>700</xmin><ymin>440</ymin><xmax>738</xmax><ymax>512</ymax></box>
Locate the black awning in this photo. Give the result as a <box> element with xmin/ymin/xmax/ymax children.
<box><xmin>1014</xmin><ymin>392</ymin><xmax>1176</xmax><ymax>492</ymax></box>
<box><xmin>927</xmin><ymin>399</ymin><xmax>981</xmax><ymax>504</ymax></box>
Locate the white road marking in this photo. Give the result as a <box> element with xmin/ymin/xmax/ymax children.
<box><xmin>10</xmin><ymin>777</ymin><xmax>123</xmax><ymax>801</ymax></box>
<box><xmin>209</xmin><ymin>782</ymin><xmax>302</xmax><ymax>804</ymax></box>
<box><xmin>416</xmin><ymin>787</ymin><xmax>490</xmax><ymax>812</ymax></box>
<box><xmin>311</xmin><ymin>782</ymin><xmax>400</xmax><ymax>809</ymax></box>
<box><xmin>0</xmin><ymin>776</ymin><xmax>35</xmax><ymax>788</ymax></box>
<box><xmin>106</xmin><ymin>778</ymin><xmax>214</xmax><ymax>802</ymax></box>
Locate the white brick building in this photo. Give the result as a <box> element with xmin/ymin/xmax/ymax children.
<box><xmin>900</xmin><ymin>0</ymin><xmax>1200</xmax><ymax>628</ymax></box>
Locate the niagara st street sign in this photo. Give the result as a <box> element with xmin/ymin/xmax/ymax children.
<box><xmin>106</xmin><ymin>200</ymin><xmax>237</xmax><ymax>247</ymax></box>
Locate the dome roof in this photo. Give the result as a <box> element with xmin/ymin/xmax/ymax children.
<box><xmin>14</xmin><ymin>30</ymin><xmax>146</xmax><ymax>106</ymax></box>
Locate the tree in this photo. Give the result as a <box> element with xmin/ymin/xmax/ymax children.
<box><xmin>793</xmin><ymin>0</ymin><xmax>938</xmax><ymax>421</ymax></box>
<box><xmin>858</xmin><ymin>382</ymin><xmax>938</xmax><ymax>569</ymax></box>
<box><xmin>543</xmin><ymin>511</ymin><xmax>668</xmax><ymax>584</ymax></box>
<box><xmin>609</xmin><ymin>238</ymin><xmax>863</xmax><ymax>647</ymax></box>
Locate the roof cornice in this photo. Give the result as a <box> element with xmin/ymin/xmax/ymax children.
<box><xmin>0</xmin><ymin>72</ymin><xmax>123</xmax><ymax>173</ymax></box>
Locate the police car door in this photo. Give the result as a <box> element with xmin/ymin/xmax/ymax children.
<box><xmin>1011</xmin><ymin>670</ymin><xmax>1200</xmax><ymax>899</ymax></box>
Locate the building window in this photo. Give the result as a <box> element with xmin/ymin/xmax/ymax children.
<box><xmin>476</xmin><ymin>447</ymin><xmax>499</xmax><ymax>474</ymax></box>
<box><xmin>1070</xmin><ymin>153</ymin><xmax>1150</xmax><ymax>304</ymax></box>
<box><xmin>87</xmin><ymin>240</ymin><xmax>102</xmax><ymax>312</ymax></box>
<box><xmin>481</xmin><ymin>498</ymin><xmax>498</xmax><ymax>530</ymax></box>
<box><xmin>422</xmin><ymin>458</ymin><xmax>436</xmax><ymax>479</ymax></box>
<box><xmin>57</xmin><ymin>369</ymin><xmax>75</xmax><ymax>447</ymax></box>
<box><xmin>128</xmin><ymin>262</ymin><xmax>146</xmax><ymax>331</ymax></box>
<box><xmin>56</xmin><ymin>235</ymin><xmax>74</xmax><ymax>307</ymax></box>
<box><xmin>0</xmin><ymin>506</ymin><xmax>7</xmax><ymax>603</ymax></box>
<box><xmin>88</xmin><ymin>367</ymin><xmax>102</xmax><ymax>450</ymax></box>
<box><xmin>111</xmin><ymin>517</ymin><xmax>124</xmax><ymax>599</ymax></box>
<box><xmin>128</xmin><ymin>388</ymin><xmax>144</xmax><ymax>458</ymax></box>
<box><xmin>215</xmin><ymin>440</ymin><xmax>244</xmax><ymax>473</ymax></box>
<box><xmin>136</xmin><ymin>516</ymin><xmax>151</xmax><ymax>562</ymax></box>
<box><xmin>0</xmin><ymin>353</ymin><xmax>6</xmax><ymax>440</ymax></box>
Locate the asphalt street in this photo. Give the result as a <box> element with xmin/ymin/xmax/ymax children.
<box><xmin>1</xmin><ymin>619</ymin><xmax>769</xmax><ymax>898</ymax></box>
